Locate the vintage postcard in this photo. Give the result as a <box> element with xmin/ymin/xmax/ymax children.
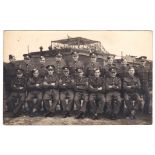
<box><xmin>3</xmin><ymin>31</ymin><xmax>152</xmax><ymax>125</ymax></box>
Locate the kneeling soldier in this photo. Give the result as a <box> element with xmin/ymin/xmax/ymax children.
<box><xmin>27</xmin><ymin>69</ymin><xmax>43</xmax><ymax>116</ymax></box>
<box><xmin>7</xmin><ymin>69</ymin><xmax>26</xmax><ymax>117</ymax></box>
<box><xmin>106</xmin><ymin>67</ymin><xmax>121</xmax><ymax>120</ymax></box>
<box><xmin>74</xmin><ymin>68</ymin><xmax>89</xmax><ymax>119</ymax></box>
<box><xmin>123</xmin><ymin>66</ymin><xmax>141</xmax><ymax>119</ymax></box>
<box><xmin>89</xmin><ymin>69</ymin><xmax>106</xmax><ymax>119</ymax></box>
<box><xmin>43</xmin><ymin>65</ymin><xmax>59</xmax><ymax>117</ymax></box>
<box><xmin>59</xmin><ymin>67</ymin><xmax>74</xmax><ymax>118</ymax></box>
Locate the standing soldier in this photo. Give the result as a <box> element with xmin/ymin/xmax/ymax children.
<box><xmin>102</xmin><ymin>55</ymin><xmax>116</xmax><ymax>78</ymax></box>
<box><xmin>135</xmin><ymin>56</ymin><xmax>151</xmax><ymax>114</ymax></box>
<box><xmin>36</xmin><ymin>55</ymin><xmax>47</xmax><ymax>79</ymax></box>
<box><xmin>117</xmin><ymin>57</ymin><xmax>130</xmax><ymax>114</ymax></box>
<box><xmin>27</xmin><ymin>69</ymin><xmax>43</xmax><ymax>116</ymax></box>
<box><xmin>68</xmin><ymin>51</ymin><xmax>84</xmax><ymax>78</ymax></box>
<box><xmin>4</xmin><ymin>55</ymin><xmax>18</xmax><ymax>97</ymax></box>
<box><xmin>42</xmin><ymin>65</ymin><xmax>59</xmax><ymax>117</ymax></box>
<box><xmin>88</xmin><ymin>69</ymin><xmax>106</xmax><ymax>119</ymax></box>
<box><xmin>52</xmin><ymin>52</ymin><xmax>66</xmax><ymax>78</ymax></box>
<box><xmin>59</xmin><ymin>67</ymin><xmax>74</xmax><ymax>118</ymax></box>
<box><xmin>7</xmin><ymin>69</ymin><xmax>26</xmax><ymax>117</ymax></box>
<box><xmin>105</xmin><ymin>67</ymin><xmax>121</xmax><ymax>120</ymax></box>
<box><xmin>86</xmin><ymin>52</ymin><xmax>101</xmax><ymax>77</ymax></box>
<box><xmin>123</xmin><ymin>66</ymin><xmax>141</xmax><ymax>119</ymax></box>
<box><xmin>20</xmin><ymin>54</ymin><xmax>35</xmax><ymax>78</ymax></box>
<box><xmin>73</xmin><ymin>68</ymin><xmax>89</xmax><ymax>119</ymax></box>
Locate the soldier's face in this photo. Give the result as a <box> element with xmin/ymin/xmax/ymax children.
<box><xmin>111</xmin><ymin>72</ymin><xmax>116</xmax><ymax>77</ymax></box>
<box><xmin>108</xmin><ymin>59</ymin><xmax>113</xmax><ymax>65</ymax></box>
<box><xmin>40</xmin><ymin>59</ymin><xmax>45</xmax><ymax>64</ymax></box>
<box><xmin>24</xmin><ymin>59</ymin><xmax>30</xmax><ymax>64</ymax></box>
<box><xmin>73</xmin><ymin>55</ymin><xmax>79</xmax><ymax>61</ymax></box>
<box><xmin>10</xmin><ymin>57</ymin><xmax>16</xmax><ymax>63</ymax></box>
<box><xmin>91</xmin><ymin>57</ymin><xmax>97</xmax><ymax>63</ymax></box>
<box><xmin>48</xmin><ymin>70</ymin><xmax>54</xmax><ymax>75</ymax></box>
<box><xmin>122</xmin><ymin>60</ymin><xmax>127</xmax><ymax>65</ymax></box>
<box><xmin>95</xmin><ymin>70</ymin><xmax>100</xmax><ymax>77</ymax></box>
<box><xmin>78</xmin><ymin>72</ymin><xmax>84</xmax><ymax>77</ymax></box>
<box><xmin>129</xmin><ymin>68</ymin><xmax>135</xmax><ymax>76</ymax></box>
<box><xmin>63</xmin><ymin>71</ymin><xmax>69</xmax><ymax>76</ymax></box>
<box><xmin>33</xmin><ymin>72</ymin><xmax>39</xmax><ymax>77</ymax></box>
<box><xmin>56</xmin><ymin>57</ymin><xmax>62</xmax><ymax>62</ymax></box>
<box><xmin>140</xmin><ymin>61</ymin><xmax>146</xmax><ymax>66</ymax></box>
<box><xmin>17</xmin><ymin>73</ymin><xmax>23</xmax><ymax>78</ymax></box>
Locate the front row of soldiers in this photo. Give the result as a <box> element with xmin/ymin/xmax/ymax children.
<box><xmin>7</xmin><ymin>62</ymin><xmax>143</xmax><ymax>120</ymax></box>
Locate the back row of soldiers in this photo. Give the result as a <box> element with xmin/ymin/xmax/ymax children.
<box><xmin>4</xmin><ymin>51</ymin><xmax>152</xmax><ymax>120</ymax></box>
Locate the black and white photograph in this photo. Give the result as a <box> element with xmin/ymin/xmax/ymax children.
<box><xmin>3</xmin><ymin>31</ymin><xmax>152</xmax><ymax>125</ymax></box>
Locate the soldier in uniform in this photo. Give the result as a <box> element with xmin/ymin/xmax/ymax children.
<box><xmin>42</xmin><ymin>65</ymin><xmax>59</xmax><ymax>117</ymax></box>
<box><xmin>123</xmin><ymin>66</ymin><xmax>141</xmax><ymax>119</ymax></box>
<box><xmin>88</xmin><ymin>69</ymin><xmax>106</xmax><ymax>119</ymax></box>
<box><xmin>27</xmin><ymin>69</ymin><xmax>43</xmax><ymax>116</ymax></box>
<box><xmin>105</xmin><ymin>67</ymin><xmax>121</xmax><ymax>120</ymax></box>
<box><xmin>4</xmin><ymin>55</ymin><xmax>18</xmax><ymax>97</ymax></box>
<box><xmin>59</xmin><ymin>67</ymin><xmax>74</xmax><ymax>118</ymax></box>
<box><xmin>7</xmin><ymin>69</ymin><xmax>26</xmax><ymax>117</ymax></box>
<box><xmin>85</xmin><ymin>52</ymin><xmax>101</xmax><ymax>77</ymax></box>
<box><xmin>135</xmin><ymin>56</ymin><xmax>151</xmax><ymax>114</ymax></box>
<box><xmin>36</xmin><ymin>55</ymin><xmax>47</xmax><ymax>79</ymax></box>
<box><xmin>117</xmin><ymin>57</ymin><xmax>130</xmax><ymax>114</ymax></box>
<box><xmin>73</xmin><ymin>68</ymin><xmax>89</xmax><ymax>119</ymax></box>
<box><xmin>68</xmin><ymin>51</ymin><xmax>84</xmax><ymax>77</ymax></box>
<box><xmin>19</xmin><ymin>54</ymin><xmax>35</xmax><ymax>78</ymax></box>
<box><xmin>52</xmin><ymin>52</ymin><xmax>66</xmax><ymax>78</ymax></box>
<box><xmin>102</xmin><ymin>55</ymin><xmax>116</xmax><ymax>78</ymax></box>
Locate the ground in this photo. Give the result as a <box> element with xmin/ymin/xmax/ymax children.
<box><xmin>3</xmin><ymin>114</ymin><xmax>152</xmax><ymax>125</ymax></box>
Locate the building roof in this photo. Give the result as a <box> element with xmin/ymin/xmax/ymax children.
<box><xmin>52</xmin><ymin>37</ymin><xmax>99</xmax><ymax>45</ymax></box>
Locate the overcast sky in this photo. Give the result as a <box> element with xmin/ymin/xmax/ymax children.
<box><xmin>3</xmin><ymin>31</ymin><xmax>152</xmax><ymax>62</ymax></box>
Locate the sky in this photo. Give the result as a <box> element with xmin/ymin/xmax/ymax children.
<box><xmin>3</xmin><ymin>31</ymin><xmax>153</xmax><ymax>62</ymax></box>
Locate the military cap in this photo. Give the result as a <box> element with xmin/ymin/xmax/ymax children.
<box><xmin>128</xmin><ymin>65</ymin><xmax>135</xmax><ymax>70</ymax></box>
<box><xmin>109</xmin><ymin>67</ymin><xmax>117</xmax><ymax>73</ymax></box>
<box><xmin>46</xmin><ymin>65</ymin><xmax>55</xmax><ymax>70</ymax></box>
<box><xmin>23</xmin><ymin>54</ymin><xmax>31</xmax><ymax>60</ymax></box>
<box><xmin>16</xmin><ymin>69</ymin><xmax>24</xmax><ymax>75</ymax></box>
<box><xmin>139</xmin><ymin>56</ymin><xmax>147</xmax><ymax>62</ymax></box>
<box><xmin>90</xmin><ymin>52</ymin><xmax>97</xmax><ymax>58</ymax></box>
<box><xmin>9</xmin><ymin>54</ymin><xmax>15</xmax><ymax>60</ymax></box>
<box><xmin>107</xmin><ymin>55</ymin><xmax>114</xmax><ymax>60</ymax></box>
<box><xmin>72</xmin><ymin>51</ymin><xmax>79</xmax><ymax>56</ymax></box>
<box><xmin>56</xmin><ymin>52</ymin><xmax>62</xmax><ymax>58</ymax></box>
<box><xmin>62</xmin><ymin>66</ymin><xmax>69</xmax><ymax>72</ymax></box>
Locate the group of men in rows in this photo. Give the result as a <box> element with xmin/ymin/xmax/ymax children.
<box><xmin>4</xmin><ymin>50</ymin><xmax>152</xmax><ymax>120</ymax></box>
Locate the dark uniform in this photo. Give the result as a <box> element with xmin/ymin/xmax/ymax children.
<box><xmin>42</xmin><ymin>65</ymin><xmax>59</xmax><ymax>116</ymax></box>
<box><xmin>68</xmin><ymin>51</ymin><xmax>84</xmax><ymax>77</ymax></box>
<box><xmin>74</xmin><ymin>68</ymin><xmax>89</xmax><ymax>119</ymax></box>
<box><xmin>4</xmin><ymin>55</ymin><xmax>18</xmax><ymax>97</ymax></box>
<box><xmin>102</xmin><ymin>55</ymin><xmax>116</xmax><ymax>78</ymax></box>
<box><xmin>117</xmin><ymin>58</ymin><xmax>130</xmax><ymax>114</ymax></box>
<box><xmin>88</xmin><ymin>69</ymin><xmax>106</xmax><ymax>119</ymax></box>
<box><xmin>51</xmin><ymin>53</ymin><xmax>66</xmax><ymax>78</ymax></box>
<box><xmin>27</xmin><ymin>69</ymin><xmax>43</xmax><ymax>116</ymax></box>
<box><xmin>59</xmin><ymin>67</ymin><xmax>74</xmax><ymax>117</ymax></box>
<box><xmin>123</xmin><ymin>68</ymin><xmax>141</xmax><ymax>119</ymax></box>
<box><xmin>7</xmin><ymin>69</ymin><xmax>26</xmax><ymax>117</ymax></box>
<box><xmin>135</xmin><ymin>56</ymin><xmax>151</xmax><ymax>114</ymax></box>
<box><xmin>105</xmin><ymin>67</ymin><xmax>121</xmax><ymax>119</ymax></box>
<box><xmin>86</xmin><ymin>53</ymin><xmax>101</xmax><ymax>77</ymax></box>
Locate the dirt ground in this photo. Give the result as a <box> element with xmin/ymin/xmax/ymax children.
<box><xmin>3</xmin><ymin>114</ymin><xmax>152</xmax><ymax>125</ymax></box>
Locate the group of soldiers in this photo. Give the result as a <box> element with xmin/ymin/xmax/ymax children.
<box><xmin>4</xmin><ymin>50</ymin><xmax>152</xmax><ymax>120</ymax></box>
